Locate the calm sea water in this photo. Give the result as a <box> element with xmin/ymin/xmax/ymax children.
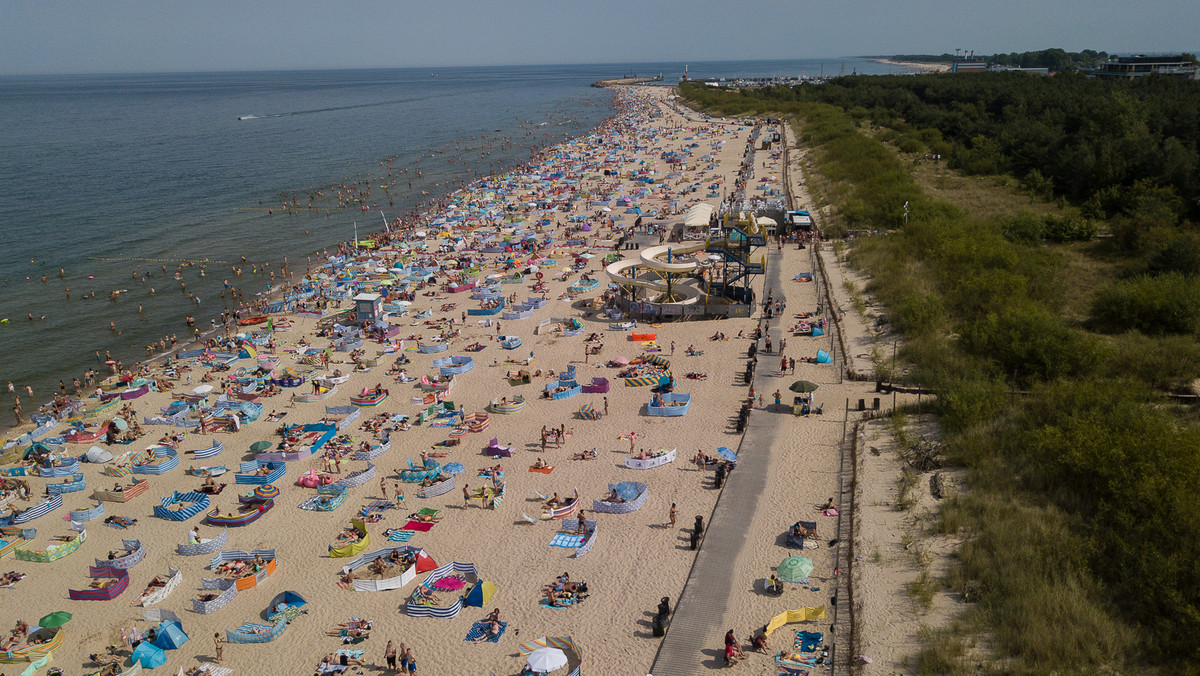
<box><xmin>0</xmin><ymin>58</ymin><xmax>910</xmax><ymax>426</ymax></box>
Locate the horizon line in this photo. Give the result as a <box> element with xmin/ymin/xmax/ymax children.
<box><xmin>0</xmin><ymin>56</ymin><xmax>873</xmax><ymax>79</ymax></box>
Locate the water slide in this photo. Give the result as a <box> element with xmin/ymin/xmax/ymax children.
<box><xmin>606</xmin><ymin>239</ymin><xmax>708</xmax><ymax>305</ymax></box>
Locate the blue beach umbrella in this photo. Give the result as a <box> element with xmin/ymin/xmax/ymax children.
<box><xmin>443</xmin><ymin>462</ymin><xmax>465</xmax><ymax>475</ymax></box>
<box><xmin>716</xmin><ymin>447</ymin><xmax>737</xmax><ymax>462</ymax></box>
<box><xmin>613</xmin><ymin>481</ymin><xmax>641</xmax><ymax>500</ymax></box>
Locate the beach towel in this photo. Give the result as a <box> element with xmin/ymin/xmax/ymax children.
<box><xmin>386</xmin><ymin>530</ymin><xmax>414</xmax><ymax>542</ymax></box>
<box><xmin>549</xmin><ymin>533</ymin><xmax>585</xmax><ymax>548</ymax></box>
<box><xmin>478</xmin><ymin>470</ymin><xmax>504</xmax><ymax>479</ymax></box>
<box><xmin>464</xmin><ymin>620</ymin><xmax>508</xmax><ymax>643</ymax></box>
<box><xmin>540</xmin><ymin>597</ymin><xmax>576</xmax><ymax>609</ymax></box>
<box><xmin>528</xmin><ymin>466</ymin><xmax>555</xmax><ymax>474</ymax></box>
<box><xmin>335</xmin><ymin>649</ymin><xmax>364</xmax><ymax>659</ymax></box>
<box><xmin>401</xmin><ymin>521</ymin><xmax>435</xmax><ymax>532</ymax></box>
<box><xmin>795</xmin><ymin>631</ymin><xmax>823</xmax><ymax>653</ymax></box>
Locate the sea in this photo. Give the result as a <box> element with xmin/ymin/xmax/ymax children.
<box><xmin>0</xmin><ymin>58</ymin><xmax>914</xmax><ymax>427</ymax></box>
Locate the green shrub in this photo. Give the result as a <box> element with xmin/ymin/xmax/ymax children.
<box><xmin>1090</xmin><ymin>273</ymin><xmax>1200</xmax><ymax>335</ymax></box>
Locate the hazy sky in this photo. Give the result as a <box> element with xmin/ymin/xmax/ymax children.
<box><xmin>1</xmin><ymin>0</ymin><xmax>1196</xmax><ymax>74</ymax></box>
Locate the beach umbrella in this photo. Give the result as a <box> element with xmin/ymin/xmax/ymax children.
<box><xmin>526</xmin><ymin>647</ymin><xmax>568</xmax><ymax>673</ymax></box>
<box><xmin>443</xmin><ymin>462</ymin><xmax>465</xmax><ymax>475</ymax></box>
<box><xmin>250</xmin><ymin>441</ymin><xmax>273</xmax><ymax>452</ymax></box>
<box><xmin>612</xmin><ymin>481</ymin><xmax>641</xmax><ymax>500</ymax></box>
<box><xmin>788</xmin><ymin>381</ymin><xmax>820</xmax><ymax>394</ymax></box>
<box><xmin>716</xmin><ymin>447</ymin><xmax>738</xmax><ymax>462</ymax></box>
<box><xmin>777</xmin><ymin>555</ymin><xmax>814</xmax><ymax>583</ymax></box>
<box><xmin>253</xmin><ymin>485</ymin><xmax>280</xmax><ymax>500</ymax></box>
<box><xmin>192</xmin><ymin>385</ymin><xmax>214</xmax><ymax>395</ymax></box>
<box><xmin>112</xmin><ymin>418</ymin><xmax>128</xmax><ymax>431</ymax></box>
<box><xmin>38</xmin><ymin>611</ymin><xmax>71</xmax><ymax>628</ymax></box>
<box><xmin>611</xmin><ymin>356</ymin><xmax>630</xmax><ymax>365</ymax></box>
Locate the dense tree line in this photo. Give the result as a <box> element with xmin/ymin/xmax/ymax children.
<box><xmin>881</xmin><ymin>48</ymin><xmax>1108</xmax><ymax>70</ymax></box>
<box><xmin>681</xmin><ymin>72</ymin><xmax>1200</xmax><ymax>227</ymax></box>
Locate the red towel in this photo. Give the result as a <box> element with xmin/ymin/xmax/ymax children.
<box><xmin>402</xmin><ymin>521</ymin><xmax>435</xmax><ymax>532</ymax></box>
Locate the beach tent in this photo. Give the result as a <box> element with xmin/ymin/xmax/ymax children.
<box><xmin>463</xmin><ymin>580</ymin><xmax>496</xmax><ymax>607</ymax></box>
<box><xmin>85</xmin><ymin>446</ymin><xmax>114</xmax><ymax>463</ymax></box>
<box><xmin>811</xmin><ymin>326</ymin><xmax>824</xmax><ymax>337</ymax></box>
<box><xmin>153</xmin><ymin>621</ymin><xmax>190</xmax><ymax>650</ymax></box>
<box><xmin>133</xmin><ymin>641</ymin><xmax>167</xmax><ymax>668</ymax></box>
<box><xmin>816</xmin><ymin>350</ymin><xmax>832</xmax><ymax>364</ymax></box>
<box><xmin>414</xmin><ymin>549</ymin><xmax>439</xmax><ymax>573</ymax></box>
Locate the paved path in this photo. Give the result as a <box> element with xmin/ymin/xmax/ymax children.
<box><xmin>649</xmin><ymin>244</ymin><xmax>787</xmax><ymax>675</ymax></box>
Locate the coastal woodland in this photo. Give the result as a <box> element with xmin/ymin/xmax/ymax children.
<box><xmin>679</xmin><ymin>72</ymin><xmax>1200</xmax><ymax>674</ymax></box>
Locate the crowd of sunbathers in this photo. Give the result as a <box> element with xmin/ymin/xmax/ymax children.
<box><xmin>214</xmin><ymin>554</ymin><xmax>267</xmax><ymax>578</ymax></box>
<box><xmin>332</xmin><ymin>524</ymin><xmax>366</xmax><ymax>547</ymax></box>
<box><xmin>1</xmin><ymin>618</ymin><xmax>31</xmax><ymax>650</ymax></box>
<box><xmin>543</xmin><ymin>571</ymin><xmax>589</xmax><ymax>607</ymax></box>
<box><xmin>325</xmin><ymin>618</ymin><xmax>371</xmax><ymax>641</ymax></box>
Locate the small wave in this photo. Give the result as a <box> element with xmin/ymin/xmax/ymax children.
<box><xmin>237</xmin><ymin>115</ymin><xmax>259</xmax><ymax>120</ymax></box>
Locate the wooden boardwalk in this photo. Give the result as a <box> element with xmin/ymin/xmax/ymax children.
<box><xmin>649</xmin><ymin>249</ymin><xmax>787</xmax><ymax>675</ymax></box>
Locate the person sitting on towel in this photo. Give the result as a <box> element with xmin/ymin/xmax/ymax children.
<box><xmin>605</xmin><ymin>488</ymin><xmax>625</xmax><ymax>503</ymax></box>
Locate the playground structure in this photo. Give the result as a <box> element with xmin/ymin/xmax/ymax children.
<box><xmin>605</xmin><ymin>204</ymin><xmax>767</xmax><ymax>315</ymax></box>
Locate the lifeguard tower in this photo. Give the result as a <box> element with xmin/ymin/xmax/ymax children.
<box><xmin>354</xmin><ymin>293</ymin><xmax>383</xmax><ymax>324</ymax></box>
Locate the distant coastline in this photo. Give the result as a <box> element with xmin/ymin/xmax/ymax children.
<box><xmin>871</xmin><ymin>58</ymin><xmax>950</xmax><ymax>73</ymax></box>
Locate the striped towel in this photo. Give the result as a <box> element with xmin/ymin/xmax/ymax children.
<box><xmin>386</xmin><ymin>530</ymin><xmax>414</xmax><ymax>542</ymax></box>
<box><xmin>463</xmin><ymin>620</ymin><xmax>508</xmax><ymax>642</ymax></box>
<box><xmin>549</xmin><ymin>533</ymin><xmax>585</xmax><ymax>548</ymax></box>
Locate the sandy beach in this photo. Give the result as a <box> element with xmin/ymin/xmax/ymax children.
<box><xmin>871</xmin><ymin>58</ymin><xmax>951</xmax><ymax>73</ymax></box>
<box><xmin>0</xmin><ymin>85</ymin><xmax>880</xmax><ymax>676</ymax></box>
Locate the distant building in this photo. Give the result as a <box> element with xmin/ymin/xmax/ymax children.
<box><xmin>989</xmin><ymin>66</ymin><xmax>1050</xmax><ymax>75</ymax></box>
<box><xmin>951</xmin><ymin>58</ymin><xmax>987</xmax><ymax>73</ymax></box>
<box><xmin>1089</xmin><ymin>54</ymin><xmax>1199</xmax><ymax>80</ymax></box>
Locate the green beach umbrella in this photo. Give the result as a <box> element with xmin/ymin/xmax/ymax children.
<box><xmin>788</xmin><ymin>380</ymin><xmax>820</xmax><ymax>394</ymax></box>
<box><xmin>777</xmin><ymin>556</ymin><xmax>813</xmax><ymax>583</ymax></box>
<box><xmin>250</xmin><ymin>441</ymin><xmax>273</xmax><ymax>452</ymax></box>
<box><xmin>38</xmin><ymin>611</ymin><xmax>72</xmax><ymax>628</ymax></box>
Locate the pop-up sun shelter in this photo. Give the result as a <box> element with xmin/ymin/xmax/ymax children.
<box><xmin>132</xmin><ymin>640</ymin><xmax>166</xmax><ymax>668</ymax></box>
<box><xmin>152</xmin><ymin>620</ymin><xmax>190</xmax><ymax>650</ymax></box>
<box><xmin>463</xmin><ymin>580</ymin><xmax>496</xmax><ymax>607</ymax></box>
<box><xmin>85</xmin><ymin>446</ymin><xmax>114</xmax><ymax>463</ymax></box>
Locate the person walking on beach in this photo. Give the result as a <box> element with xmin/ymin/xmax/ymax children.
<box><xmin>603</xmin><ymin>396</ymin><xmax>608</xmax><ymax>416</ymax></box>
<box><xmin>214</xmin><ymin>633</ymin><xmax>223</xmax><ymax>663</ymax></box>
<box><xmin>380</xmin><ymin>479</ymin><xmax>388</xmax><ymax>501</ymax></box>
<box><xmin>385</xmin><ymin>640</ymin><xmax>398</xmax><ymax>671</ymax></box>
<box><xmin>463</xmin><ymin>483</ymin><xmax>471</xmax><ymax>508</ymax></box>
<box><xmin>668</xmin><ymin>503</ymin><xmax>677</xmax><ymax>528</ymax></box>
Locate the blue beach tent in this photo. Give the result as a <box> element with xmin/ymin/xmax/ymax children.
<box><xmin>132</xmin><ymin>641</ymin><xmax>166</xmax><ymax>668</ymax></box>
